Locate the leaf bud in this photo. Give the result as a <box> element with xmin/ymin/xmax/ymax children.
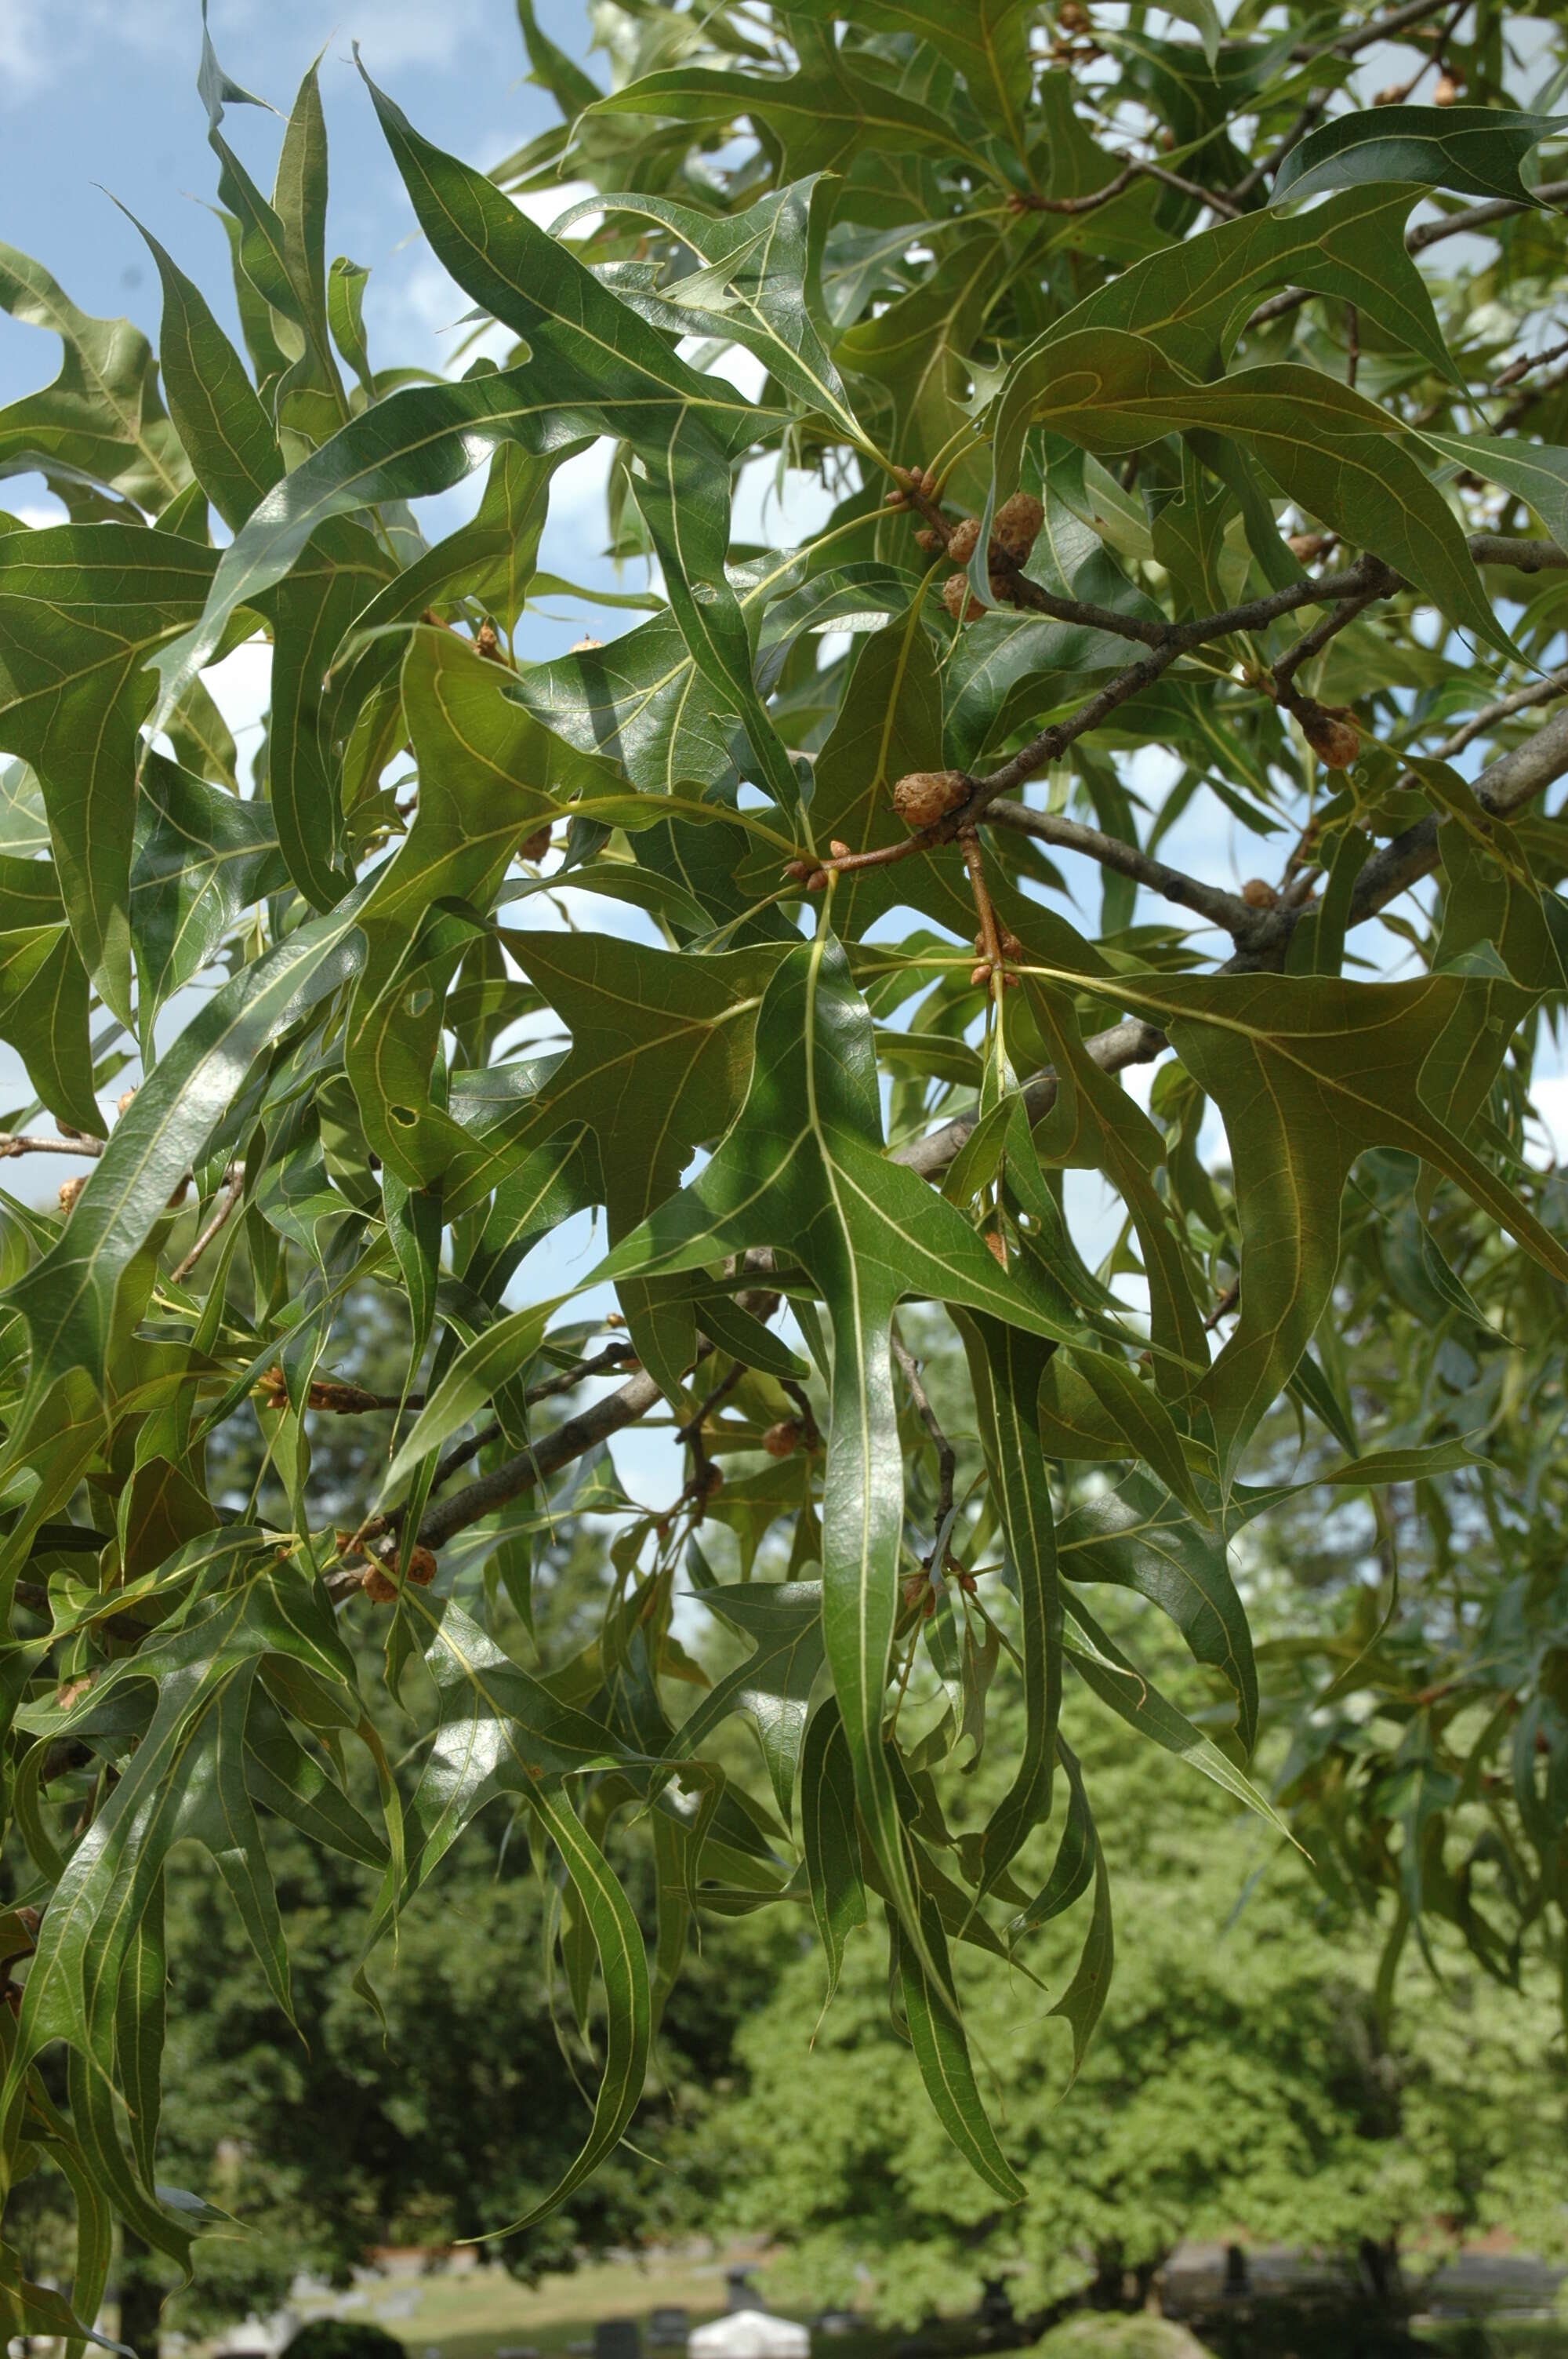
<box><xmin>914</xmin><ymin>527</ymin><xmax>942</xmax><ymax>552</ymax></box>
<box><xmin>783</xmin><ymin>858</ymin><xmax>815</xmax><ymax>884</ymax></box>
<box><xmin>1058</xmin><ymin>0</ymin><xmax>1089</xmax><ymax>25</ymax></box>
<box><xmin>761</xmin><ymin>1419</ymin><xmax>800</xmax><ymax>1459</ymax></box>
<box><xmin>985</xmin><ymin>1230</ymin><xmax>1007</xmax><ymax>1268</ymax></box>
<box><xmin>518</xmin><ymin>823</ymin><xmax>554</xmax><ymax>863</ymax></box>
<box><xmin>474</xmin><ymin>619</ymin><xmax>505</xmax><ymax>663</ymax></box>
<box><xmin>116</xmin><ymin>1089</ymin><xmax>137</xmax><ymax>1118</ymax></box>
<box><xmin>1000</xmin><ymin>927</ymin><xmax>1025</xmax><ymax>962</ymax></box>
<box><xmin>829</xmin><ymin>839</ymin><xmax>853</xmax><ymax>860</ymax></box>
<box><xmin>891</xmin><ymin>768</ymin><xmax>968</xmax><ymax>828</ymax></box>
<box><xmin>55</xmin><ymin>1120</ymin><xmax>85</xmax><ymax>1142</ymax></box>
<box><xmin>992</xmin><ymin>492</ymin><xmax>1044</xmax><ymax>562</ymax></box>
<box><xmin>970</xmin><ymin>961</ymin><xmax>993</xmax><ymax>988</ymax></box>
<box><xmin>946</xmin><ymin>516</ymin><xmax>982</xmax><ymax>566</ymax></box>
<box><xmin>1432</xmin><ymin>71</ymin><xmax>1459</xmax><ymax>104</ymax></box>
<box><xmin>941</xmin><ymin>574</ymin><xmax>985</xmax><ymax>624</ymax></box>
<box><xmin>406</xmin><ymin>1546</ymin><xmax>437</xmax><ymax>1587</ymax></box>
<box><xmin>1241</xmin><ymin>878</ymin><xmax>1280</xmax><ymax>911</ymax></box>
<box><xmin>568</xmin><ymin>634</ymin><xmax>603</xmax><ymax>654</ymax></box>
<box><xmin>361</xmin><ymin>1562</ymin><xmax>399</xmax><ymax>1603</ymax></box>
<box><xmin>1286</xmin><ymin>530</ymin><xmax>1331</xmax><ymax>562</ymax></box>
<box><xmin>57</xmin><ymin>1175</ymin><xmax>86</xmax><ymax>1216</ymax></box>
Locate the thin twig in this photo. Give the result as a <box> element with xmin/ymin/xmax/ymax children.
<box><xmin>1290</xmin><ymin>0</ymin><xmax>1456</xmax><ymax>62</ymax></box>
<box><xmin>1137</xmin><ymin>159</ymin><xmax>1243</xmax><ymax>219</ymax></box>
<box><xmin>1494</xmin><ymin>332</ymin><xmax>1568</xmax><ymax>391</ymax></box>
<box><xmin>0</xmin><ymin>1132</ymin><xmax>103</xmax><ymax>1159</ymax></box>
<box><xmin>1405</xmin><ymin>178</ymin><xmax>1568</xmax><ymax>254</ymax></box>
<box><xmin>170</xmin><ymin>1172</ymin><xmax>243</xmax><ymax>1285</ymax></box>
<box><xmin>1272</xmin><ymin>582</ymin><xmax>1385</xmax><ymax>701</ymax></box>
<box><xmin>1429</xmin><ymin>667</ymin><xmax>1568</xmax><ymax>758</ymax></box>
<box><xmin>986</xmin><ymin>801</ymin><xmax>1259</xmax><ymax>935</ymax></box>
<box><xmin>960</xmin><ymin>826</ymin><xmax>1007</xmax><ymax>977</ymax></box>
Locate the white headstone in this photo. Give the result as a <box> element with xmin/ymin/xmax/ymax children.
<box><xmin>688</xmin><ymin>2314</ymin><xmax>809</xmax><ymax>2359</ymax></box>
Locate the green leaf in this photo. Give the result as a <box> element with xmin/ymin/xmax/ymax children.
<box><xmin>0</xmin><ymin>856</ymin><xmax>99</xmax><ymax>1137</ymax></box>
<box><xmin>0</xmin><ymin>523</ymin><xmax>218</xmax><ymax>1020</ymax></box>
<box><xmin>1058</xmin><ymin>1471</ymin><xmax>1257</xmax><ymax>1750</ymax></box>
<box><xmin>557</xmin><ymin>179</ymin><xmax>862</xmax><ymax>443</ymax></box>
<box><xmin>1272</xmin><ymin>106</ymin><xmax>1564</xmax><ymax>206</ymax></box>
<box><xmin>787</xmin><ymin>0</ymin><xmax>1034</xmax><ymax>152</ymax></box>
<box><xmin>989</xmin><ymin>336</ymin><xmax>1508</xmax><ymax>656</ymax></box>
<box><xmin>362</xmin><ymin>72</ymin><xmax>802</xmax><ymax>812</ymax></box>
<box><xmin>582</xmin><ymin>48</ymin><xmax>996</xmax><ymax>184</ymax></box>
<box><xmin>129</xmin><ymin>753</ymin><xmax>287</xmax><ymax>1037</ymax></box>
<box><xmin>0</xmin><ymin>243</ymin><xmax>191</xmax><ymax>513</ymax></box>
<box><xmin>800</xmin><ymin>1697</ymin><xmax>866</xmax><ymax>2007</ymax></box>
<box><xmin>594</xmin><ymin>933</ymin><xmax>1089</xmax><ymax>1982</ymax></box>
<box><xmin>892</xmin><ymin>1896</ymin><xmax>1026</xmax><ymax>2204</ymax></box>
<box><xmin>121</xmin><ymin>210</ymin><xmax>283</xmax><ymax>530</ymax></box>
<box><xmin>957</xmin><ymin>1315</ymin><xmax>1062</xmax><ymax>1896</ymax></box>
<box><xmin>4</xmin><ymin>890</ymin><xmax>364</xmax><ymax>1401</ymax></box>
<box><xmin>675</xmin><ymin>1580</ymin><xmax>825</xmax><ymax>1822</ymax></box>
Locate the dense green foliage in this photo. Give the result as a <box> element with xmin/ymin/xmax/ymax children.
<box><xmin>691</xmin><ymin>1633</ymin><xmax>1567</xmax><ymax>2320</ymax></box>
<box><xmin>0</xmin><ymin>0</ymin><xmax>1567</xmax><ymax>2335</ymax></box>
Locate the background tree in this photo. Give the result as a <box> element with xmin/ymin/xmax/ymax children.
<box><xmin>0</xmin><ymin>0</ymin><xmax>1566</xmax><ymax>2335</ymax></box>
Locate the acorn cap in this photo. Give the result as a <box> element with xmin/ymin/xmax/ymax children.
<box><xmin>946</xmin><ymin>516</ymin><xmax>982</xmax><ymax>565</ymax></box>
<box><xmin>891</xmin><ymin>769</ymin><xmax>968</xmax><ymax>828</ymax></box>
<box><xmin>941</xmin><ymin>573</ymin><xmax>985</xmax><ymax>624</ymax></box>
<box><xmin>993</xmin><ymin>492</ymin><xmax>1044</xmax><ymax>562</ymax></box>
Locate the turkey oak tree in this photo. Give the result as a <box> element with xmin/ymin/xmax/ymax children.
<box><xmin>0</xmin><ymin>0</ymin><xmax>1566</xmax><ymax>2330</ymax></box>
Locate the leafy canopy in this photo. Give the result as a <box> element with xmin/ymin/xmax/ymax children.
<box><xmin>0</xmin><ymin>0</ymin><xmax>1566</xmax><ymax>2325</ymax></box>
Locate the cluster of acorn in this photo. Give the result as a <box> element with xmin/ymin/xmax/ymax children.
<box><xmin>336</xmin><ymin>1528</ymin><xmax>438</xmax><ymax>1601</ymax></box>
<box><xmin>918</xmin><ymin>491</ymin><xmax>1047</xmax><ymax>625</ymax></box>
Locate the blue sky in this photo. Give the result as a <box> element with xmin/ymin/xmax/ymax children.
<box><xmin>0</xmin><ymin>0</ymin><xmax>582</xmax><ymax>403</ymax></box>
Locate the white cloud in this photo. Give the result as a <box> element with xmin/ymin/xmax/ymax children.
<box><xmin>0</xmin><ymin>0</ymin><xmax>49</xmax><ymax>96</ymax></box>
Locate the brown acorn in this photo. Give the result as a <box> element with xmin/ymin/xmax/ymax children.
<box><xmin>1286</xmin><ymin>530</ymin><xmax>1332</xmax><ymax>562</ymax></box>
<box><xmin>761</xmin><ymin>1419</ymin><xmax>799</xmax><ymax>1459</ymax></box>
<box><xmin>518</xmin><ymin>823</ymin><xmax>554</xmax><ymax>863</ymax></box>
<box><xmin>941</xmin><ymin>573</ymin><xmax>985</xmax><ymax>624</ymax></box>
<box><xmin>406</xmin><ymin>1546</ymin><xmax>438</xmax><ymax>1587</ymax></box>
<box><xmin>1241</xmin><ymin>878</ymin><xmax>1280</xmax><ymax>911</ymax></box>
<box><xmin>891</xmin><ymin>769</ymin><xmax>968</xmax><ymax>828</ymax></box>
<box><xmin>1432</xmin><ymin>71</ymin><xmax>1459</xmax><ymax>104</ymax></box>
<box><xmin>361</xmin><ymin>1563</ymin><xmax>399</xmax><ymax>1604</ymax></box>
<box><xmin>57</xmin><ymin>1174</ymin><xmax>86</xmax><ymax>1216</ymax></box>
<box><xmin>1298</xmin><ymin>701</ymin><xmax>1362</xmax><ymax>770</ymax></box>
<box><xmin>946</xmin><ymin>516</ymin><xmax>982</xmax><ymax>566</ymax></box>
<box><xmin>992</xmin><ymin>492</ymin><xmax>1044</xmax><ymax>563</ymax></box>
<box><xmin>1058</xmin><ymin>0</ymin><xmax>1089</xmax><ymax>26</ymax></box>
